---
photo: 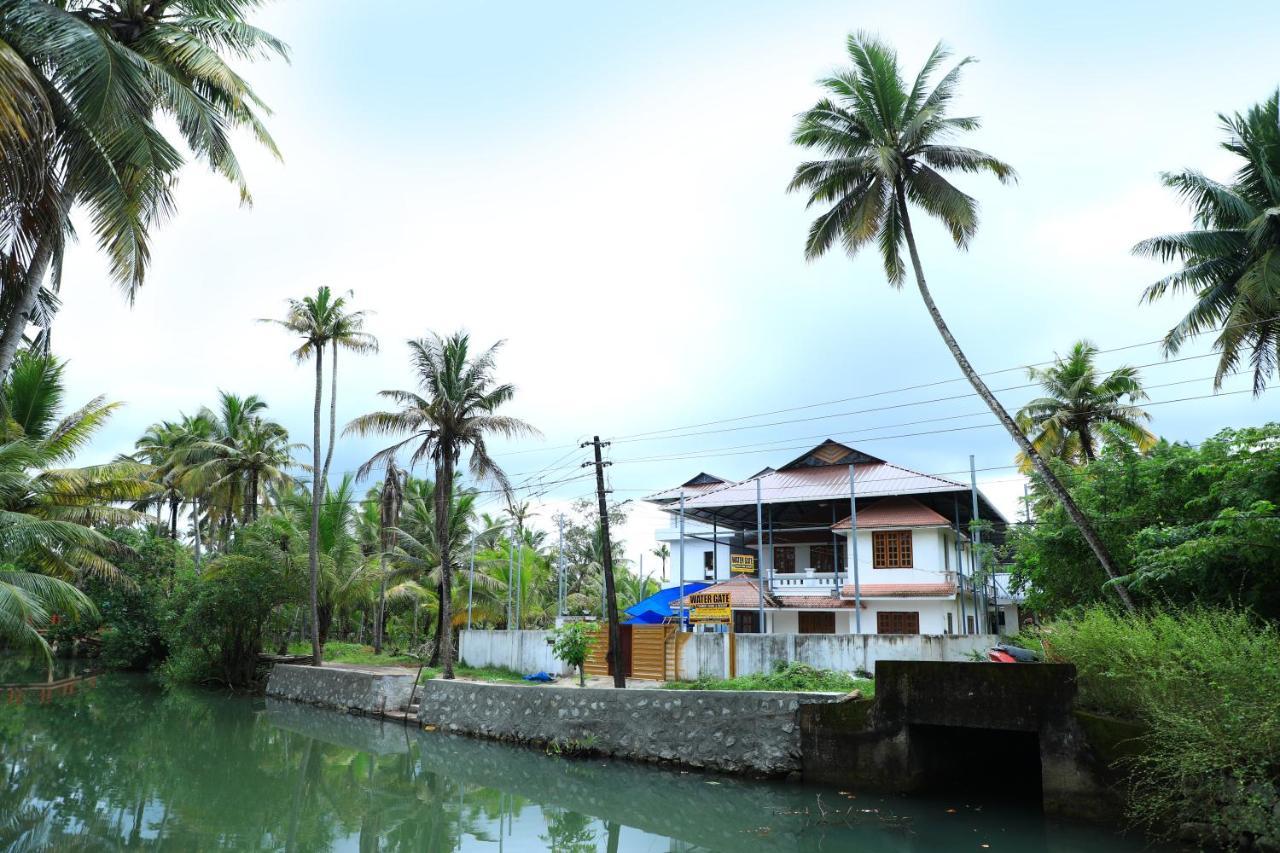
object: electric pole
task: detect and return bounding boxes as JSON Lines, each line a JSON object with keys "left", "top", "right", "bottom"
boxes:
{"left": 583, "top": 436, "right": 624, "bottom": 688}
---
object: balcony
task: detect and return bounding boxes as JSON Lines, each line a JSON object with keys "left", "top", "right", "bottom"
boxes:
{"left": 770, "top": 571, "right": 839, "bottom": 595}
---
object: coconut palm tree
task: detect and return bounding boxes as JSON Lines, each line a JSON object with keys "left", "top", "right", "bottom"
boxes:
{"left": 0, "top": 567, "right": 95, "bottom": 666}
{"left": 346, "top": 332, "right": 538, "bottom": 677}
{"left": 373, "top": 460, "right": 404, "bottom": 654}
{"left": 1015, "top": 341, "right": 1155, "bottom": 470}
{"left": 787, "top": 33, "right": 1135, "bottom": 611}
{"left": 1134, "top": 91, "right": 1280, "bottom": 395}
{"left": 0, "top": 0, "right": 288, "bottom": 379}
{"left": 263, "top": 287, "right": 376, "bottom": 665}
{"left": 650, "top": 544, "right": 670, "bottom": 581}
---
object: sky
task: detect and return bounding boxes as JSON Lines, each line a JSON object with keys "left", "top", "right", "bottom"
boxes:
{"left": 50, "top": 0, "right": 1280, "bottom": 578}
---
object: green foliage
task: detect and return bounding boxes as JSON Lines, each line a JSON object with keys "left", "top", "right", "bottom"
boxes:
{"left": 549, "top": 622, "right": 596, "bottom": 687}
{"left": 1134, "top": 90, "right": 1280, "bottom": 394}
{"left": 1030, "top": 607, "right": 1280, "bottom": 844}
{"left": 162, "top": 517, "right": 303, "bottom": 687}
{"left": 665, "top": 660, "right": 874, "bottom": 695}
{"left": 1010, "top": 424, "right": 1280, "bottom": 619}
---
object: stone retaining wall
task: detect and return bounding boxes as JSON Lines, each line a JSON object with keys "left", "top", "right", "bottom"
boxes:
{"left": 416, "top": 679, "right": 840, "bottom": 775}
{"left": 266, "top": 663, "right": 416, "bottom": 714}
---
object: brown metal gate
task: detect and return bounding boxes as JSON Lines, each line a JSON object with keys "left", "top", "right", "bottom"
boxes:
{"left": 583, "top": 624, "right": 610, "bottom": 677}
{"left": 630, "top": 625, "right": 670, "bottom": 681}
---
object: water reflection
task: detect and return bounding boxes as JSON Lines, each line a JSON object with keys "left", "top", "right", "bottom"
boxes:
{"left": 0, "top": 672, "right": 1161, "bottom": 851}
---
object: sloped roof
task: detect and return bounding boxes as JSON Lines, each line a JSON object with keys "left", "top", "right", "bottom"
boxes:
{"left": 671, "top": 576, "right": 777, "bottom": 610}
{"left": 777, "top": 596, "right": 860, "bottom": 609}
{"left": 644, "top": 472, "right": 734, "bottom": 504}
{"left": 840, "top": 582, "right": 957, "bottom": 598}
{"left": 680, "top": 459, "right": 966, "bottom": 510}
{"left": 832, "top": 497, "right": 950, "bottom": 530}
{"left": 778, "top": 439, "right": 884, "bottom": 470}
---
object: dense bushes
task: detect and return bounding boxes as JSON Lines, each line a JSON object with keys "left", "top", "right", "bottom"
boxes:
{"left": 1028, "top": 607, "right": 1279, "bottom": 846}
{"left": 1009, "top": 424, "right": 1280, "bottom": 618}
{"left": 665, "top": 661, "right": 872, "bottom": 694}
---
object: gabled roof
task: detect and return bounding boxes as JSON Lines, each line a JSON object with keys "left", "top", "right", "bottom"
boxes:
{"left": 644, "top": 472, "right": 734, "bottom": 504}
{"left": 672, "top": 576, "right": 777, "bottom": 610}
{"left": 832, "top": 497, "right": 950, "bottom": 530}
{"left": 778, "top": 439, "right": 884, "bottom": 471}
{"left": 679, "top": 459, "right": 966, "bottom": 510}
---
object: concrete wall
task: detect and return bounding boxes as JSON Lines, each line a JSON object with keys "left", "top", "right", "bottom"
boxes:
{"left": 265, "top": 663, "right": 416, "bottom": 714}
{"left": 735, "top": 632, "right": 993, "bottom": 677}
{"left": 416, "top": 679, "right": 838, "bottom": 775}
{"left": 458, "top": 629, "right": 570, "bottom": 676}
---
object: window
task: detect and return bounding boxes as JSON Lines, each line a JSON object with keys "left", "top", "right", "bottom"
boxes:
{"left": 877, "top": 611, "right": 920, "bottom": 635}
{"left": 811, "top": 544, "right": 845, "bottom": 572}
{"left": 734, "top": 610, "right": 761, "bottom": 634}
{"left": 799, "top": 611, "right": 836, "bottom": 634}
{"left": 773, "top": 546, "right": 796, "bottom": 574}
{"left": 703, "top": 550, "right": 715, "bottom": 580}
{"left": 967, "top": 615, "right": 975, "bottom": 634}
{"left": 872, "top": 530, "right": 913, "bottom": 568}
{"left": 946, "top": 612, "right": 954, "bottom": 635}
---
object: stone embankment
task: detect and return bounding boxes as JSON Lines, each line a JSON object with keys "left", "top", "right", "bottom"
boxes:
{"left": 266, "top": 663, "right": 416, "bottom": 714}
{"left": 417, "top": 679, "right": 840, "bottom": 776}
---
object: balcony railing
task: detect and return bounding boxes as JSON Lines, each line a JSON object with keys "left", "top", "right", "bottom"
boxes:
{"left": 770, "top": 571, "right": 839, "bottom": 594}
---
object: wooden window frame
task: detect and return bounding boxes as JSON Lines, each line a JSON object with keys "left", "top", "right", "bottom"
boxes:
{"left": 702, "top": 550, "right": 715, "bottom": 580}
{"left": 876, "top": 611, "right": 920, "bottom": 635}
{"left": 811, "top": 543, "right": 844, "bottom": 573}
{"left": 799, "top": 611, "right": 836, "bottom": 634}
{"left": 773, "top": 546, "right": 796, "bottom": 574}
{"left": 871, "top": 530, "right": 913, "bottom": 569}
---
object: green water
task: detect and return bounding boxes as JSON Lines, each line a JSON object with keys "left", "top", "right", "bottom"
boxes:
{"left": 0, "top": 667, "right": 1168, "bottom": 851}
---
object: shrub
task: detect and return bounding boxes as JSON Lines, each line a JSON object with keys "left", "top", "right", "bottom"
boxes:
{"left": 548, "top": 623, "right": 596, "bottom": 687}
{"left": 666, "top": 660, "right": 872, "bottom": 694}
{"left": 1032, "top": 607, "right": 1280, "bottom": 845}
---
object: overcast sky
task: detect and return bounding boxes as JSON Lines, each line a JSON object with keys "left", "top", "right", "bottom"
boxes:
{"left": 51, "top": 1, "right": 1279, "bottom": 576}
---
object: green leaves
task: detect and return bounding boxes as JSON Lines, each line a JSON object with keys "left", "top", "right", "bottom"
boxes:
{"left": 788, "top": 33, "right": 1013, "bottom": 276}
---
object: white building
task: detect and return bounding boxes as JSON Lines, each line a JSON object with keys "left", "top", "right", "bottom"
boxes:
{"left": 648, "top": 440, "right": 1023, "bottom": 637}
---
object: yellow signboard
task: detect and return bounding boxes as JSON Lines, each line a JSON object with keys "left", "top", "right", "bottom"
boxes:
{"left": 688, "top": 591, "right": 730, "bottom": 608}
{"left": 691, "top": 607, "right": 732, "bottom": 622}
{"left": 730, "top": 554, "right": 755, "bottom": 574}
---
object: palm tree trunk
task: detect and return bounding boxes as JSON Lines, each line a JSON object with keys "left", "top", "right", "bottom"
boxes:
{"left": 437, "top": 455, "right": 456, "bottom": 678}
{"left": 309, "top": 348, "right": 325, "bottom": 665}
{"left": 0, "top": 233, "right": 54, "bottom": 381}
{"left": 169, "top": 495, "right": 179, "bottom": 538}
{"left": 192, "top": 497, "right": 202, "bottom": 573}
{"left": 374, "top": 551, "right": 387, "bottom": 654}
{"left": 1078, "top": 423, "right": 1097, "bottom": 462}
{"left": 320, "top": 343, "right": 338, "bottom": 503}
{"left": 895, "top": 183, "right": 1136, "bottom": 613}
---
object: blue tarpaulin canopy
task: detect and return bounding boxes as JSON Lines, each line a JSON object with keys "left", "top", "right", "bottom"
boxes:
{"left": 623, "top": 582, "right": 711, "bottom": 625}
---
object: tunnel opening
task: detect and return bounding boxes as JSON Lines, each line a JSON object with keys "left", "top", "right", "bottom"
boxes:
{"left": 907, "top": 724, "right": 1043, "bottom": 807}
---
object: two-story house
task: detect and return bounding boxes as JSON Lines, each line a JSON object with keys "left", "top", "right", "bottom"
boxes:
{"left": 647, "top": 439, "right": 1021, "bottom": 636}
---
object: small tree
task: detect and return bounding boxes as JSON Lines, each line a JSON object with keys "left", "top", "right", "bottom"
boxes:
{"left": 549, "top": 622, "right": 597, "bottom": 687}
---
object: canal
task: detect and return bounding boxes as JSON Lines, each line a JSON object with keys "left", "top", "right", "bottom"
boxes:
{"left": 0, "top": 666, "right": 1167, "bottom": 851}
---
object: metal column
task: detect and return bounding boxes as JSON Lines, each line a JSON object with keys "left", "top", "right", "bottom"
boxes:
{"left": 755, "top": 478, "right": 765, "bottom": 633}
{"left": 848, "top": 464, "right": 862, "bottom": 633}
{"left": 678, "top": 492, "right": 687, "bottom": 631}
{"left": 969, "top": 455, "right": 986, "bottom": 634}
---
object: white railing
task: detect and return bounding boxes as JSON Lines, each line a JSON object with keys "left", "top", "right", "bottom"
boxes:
{"left": 770, "top": 571, "right": 839, "bottom": 594}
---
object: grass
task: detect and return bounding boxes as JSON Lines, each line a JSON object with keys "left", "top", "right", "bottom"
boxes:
{"left": 663, "top": 661, "right": 874, "bottom": 695}
{"left": 1024, "top": 607, "right": 1280, "bottom": 845}
{"left": 285, "top": 642, "right": 531, "bottom": 685}
{"left": 287, "top": 641, "right": 419, "bottom": 667}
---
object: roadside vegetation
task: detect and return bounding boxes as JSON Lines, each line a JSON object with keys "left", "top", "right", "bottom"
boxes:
{"left": 1019, "top": 607, "right": 1279, "bottom": 847}
{"left": 665, "top": 661, "right": 873, "bottom": 695}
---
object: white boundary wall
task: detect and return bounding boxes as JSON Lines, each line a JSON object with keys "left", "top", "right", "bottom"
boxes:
{"left": 735, "top": 633, "right": 995, "bottom": 678}
{"left": 459, "top": 629, "right": 995, "bottom": 681}
{"left": 458, "top": 630, "right": 572, "bottom": 676}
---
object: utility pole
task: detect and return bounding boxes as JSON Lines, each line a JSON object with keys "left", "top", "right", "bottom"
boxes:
{"left": 969, "top": 455, "right": 987, "bottom": 634}
{"left": 557, "top": 514, "right": 566, "bottom": 623}
{"left": 583, "top": 436, "right": 624, "bottom": 688}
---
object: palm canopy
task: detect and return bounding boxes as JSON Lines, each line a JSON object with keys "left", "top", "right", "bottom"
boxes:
{"left": 259, "top": 286, "right": 377, "bottom": 363}
{"left": 1015, "top": 341, "right": 1155, "bottom": 471}
{"left": 1134, "top": 91, "right": 1280, "bottom": 394}
{"left": 345, "top": 332, "right": 539, "bottom": 492}
{"left": 0, "top": 0, "right": 287, "bottom": 376}
{"left": 787, "top": 32, "right": 1015, "bottom": 282}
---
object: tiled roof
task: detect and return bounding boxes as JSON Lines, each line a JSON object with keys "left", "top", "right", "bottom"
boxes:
{"left": 840, "top": 582, "right": 957, "bottom": 598}
{"left": 671, "top": 576, "right": 777, "bottom": 610}
{"left": 778, "top": 596, "right": 860, "bottom": 609}
{"left": 679, "top": 460, "right": 967, "bottom": 510}
{"left": 832, "top": 497, "right": 950, "bottom": 530}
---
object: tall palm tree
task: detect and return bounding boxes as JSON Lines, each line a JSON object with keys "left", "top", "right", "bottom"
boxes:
{"left": 1134, "top": 91, "right": 1280, "bottom": 395}
{"left": 346, "top": 332, "right": 538, "bottom": 677}
{"left": 787, "top": 33, "right": 1135, "bottom": 611}
{"left": 1015, "top": 341, "right": 1155, "bottom": 470}
{"left": 650, "top": 544, "right": 670, "bottom": 581}
{"left": 263, "top": 287, "right": 376, "bottom": 665}
{"left": 373, "top": 460, "right": 404, "bottom": 654}
{"left": 0, "top": 0, "right": 287, "bottom": 379}
{"left": 0, "top": 567, "right": 94, "bottom": 666}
